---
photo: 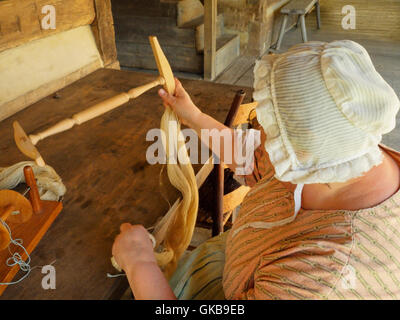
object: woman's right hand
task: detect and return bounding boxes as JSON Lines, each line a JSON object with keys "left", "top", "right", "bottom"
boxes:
{"left": 158, "top": 78, "right": 202, "bottom": 127}
{"left": 112, "top": 223, "right": 156, "bottom": 273}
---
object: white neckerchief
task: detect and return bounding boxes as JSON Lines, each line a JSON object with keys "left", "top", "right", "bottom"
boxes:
{"left": 232, "top": 183, "right": 304, "bottom": 237}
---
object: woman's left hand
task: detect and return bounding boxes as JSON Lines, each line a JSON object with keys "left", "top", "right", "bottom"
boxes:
{"left": 112, "top": 223, "right": 156, "bottom": 273}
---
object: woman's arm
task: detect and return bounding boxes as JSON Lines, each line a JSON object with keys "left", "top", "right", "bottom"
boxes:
{"left": 158, "top": 78, "right": 239, "bottom": 172}
{"left": 125, "top": 261, "right": 176, "bottom": 300}
{"left": 112, "top": 223, "right": 176, "bottom": 300}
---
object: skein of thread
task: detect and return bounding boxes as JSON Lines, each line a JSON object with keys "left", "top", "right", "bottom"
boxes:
{"left": 152, "top": 106, "right": 199, "bottom": 278}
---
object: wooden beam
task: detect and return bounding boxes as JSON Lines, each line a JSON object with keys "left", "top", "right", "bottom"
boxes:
{"left": 91, "top": 0, "right": 118, "bottom": 68}
{"left": 0, "top": 0, "right": 95, "bottom": 53}
{"left": 203, "top": 0, "right": 217, "bottom": 80}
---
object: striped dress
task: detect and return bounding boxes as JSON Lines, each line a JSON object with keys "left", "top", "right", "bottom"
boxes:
{"left": 170, "top": 127, "right": 400, "bottom": 300}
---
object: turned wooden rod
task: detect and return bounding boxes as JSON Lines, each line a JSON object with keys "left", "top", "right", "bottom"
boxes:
{"left": 212, "top": 90, "right": 246, "bottom": 236}
{"left": 29, "top": 76, "right": 165, "bottom": 145}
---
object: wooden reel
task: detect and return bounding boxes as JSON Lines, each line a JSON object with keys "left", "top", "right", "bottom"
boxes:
{"left": 0, "top": 190, "right": 33, "bottom": 250}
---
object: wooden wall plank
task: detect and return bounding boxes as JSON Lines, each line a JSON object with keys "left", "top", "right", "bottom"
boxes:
{"left": 0, "top": 0, "right": 96, "bottom": 53}
{"left": 0, "top": 25, "right": 103, "bottom": 122}
{"left": 116, "top": 41, "right": 203, "bottom": 73}
{"left": 113, "top": 15, "right": 196, "bottom": 48}
{"left": 111, "top": 0, "right": 177, "bottom": 18}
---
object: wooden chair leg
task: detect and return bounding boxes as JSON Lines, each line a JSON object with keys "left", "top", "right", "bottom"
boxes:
{"left": 212, "top": 90, "right": 246, "bottom": 237}
{"left": 299, "top": 14, "right": 308, "bottom": 42}
{"left": 316, "top": 0, "right": 321, "bottom": 29}
{"left": 213, "top": 163, "right": 224, "bottom": 237}
{"left": 276, "top": 14, "right": 288, "bottom": 50}
{"left": 296, "top": 14, "right": 301, "bottom": 28}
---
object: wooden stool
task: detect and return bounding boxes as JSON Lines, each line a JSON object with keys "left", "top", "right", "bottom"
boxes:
{"left": 276, "top": 0, "right": 321, "bottom": 50}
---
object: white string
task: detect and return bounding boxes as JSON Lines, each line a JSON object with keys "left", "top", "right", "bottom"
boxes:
{"left": 0, "top": 219, "right": 57, "bottom": 286}
{"left": 0, "top": 218, "right": 31, "bottom": 285}
{"left": 106, "top": 273, "right": 126, "bottom": 278}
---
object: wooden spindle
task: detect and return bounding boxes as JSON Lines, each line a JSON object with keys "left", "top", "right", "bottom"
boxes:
{"left": 23, "top": 166, "right": 42, "bottom": 214}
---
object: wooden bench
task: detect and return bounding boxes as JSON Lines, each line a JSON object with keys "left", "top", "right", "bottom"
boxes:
{"left": 276, "top": 0, "right": 321, "bottom": 50}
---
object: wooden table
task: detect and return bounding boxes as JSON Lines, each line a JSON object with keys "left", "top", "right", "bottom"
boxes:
{"left": 0, "top": 68, "right": 251, "bottom": 299}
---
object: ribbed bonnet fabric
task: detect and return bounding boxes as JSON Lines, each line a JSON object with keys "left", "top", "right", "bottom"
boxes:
{"left": 253, "top": 40, "right": 400, "bottom": 184}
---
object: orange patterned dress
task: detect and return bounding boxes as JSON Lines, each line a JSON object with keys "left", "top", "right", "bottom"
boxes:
{"left": 171, "top": 125, "right": 400, "bottom": 300}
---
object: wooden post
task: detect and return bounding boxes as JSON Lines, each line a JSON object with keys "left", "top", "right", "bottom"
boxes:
{"left": 212, "top": 90, "right": 246, "bottom": 236}
{"left": 91, "top": 0, "right": 119, "bottom": 69}
{"left": 204, "top": 0, "right": 217, "bottom": 81}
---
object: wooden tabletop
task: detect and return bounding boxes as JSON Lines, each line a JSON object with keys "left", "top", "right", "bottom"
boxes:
{"left": 0, "top": 68, "right": 251, "bottom": 299}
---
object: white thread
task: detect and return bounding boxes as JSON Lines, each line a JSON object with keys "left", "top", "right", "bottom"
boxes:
{"left": 0, "top": 219, "right": 57, "bottom": 286}
{"left": 106, "top": 273, "right": 126, "bottom": 278}
{"left": 0, "top": 219, "right": 31, "bottom": 285}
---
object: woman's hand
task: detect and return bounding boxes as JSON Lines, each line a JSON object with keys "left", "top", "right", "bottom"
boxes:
{"left": 112, "top": 223, "right": 177, "bottom": 300}
{"left": 112, "top": 223, "right": 156, "bottom": 273}
{"left": 158, "top": 78, "right": 202, "bottom": 127}
{"left": 158, "top": 77, "right": 239, "bottom": 173}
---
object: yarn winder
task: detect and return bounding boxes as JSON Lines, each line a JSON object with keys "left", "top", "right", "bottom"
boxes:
{"left": 0, "top": 166, "right": 62, "bottom": 295}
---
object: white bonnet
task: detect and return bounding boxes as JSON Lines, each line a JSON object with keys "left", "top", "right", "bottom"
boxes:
{"left": 253, "top": 40, "right": 400, "bottom": 184}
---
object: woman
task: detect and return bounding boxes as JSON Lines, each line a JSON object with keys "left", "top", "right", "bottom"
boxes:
{"left": 112, "top": 40, "right": 400, "bottom": 299}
